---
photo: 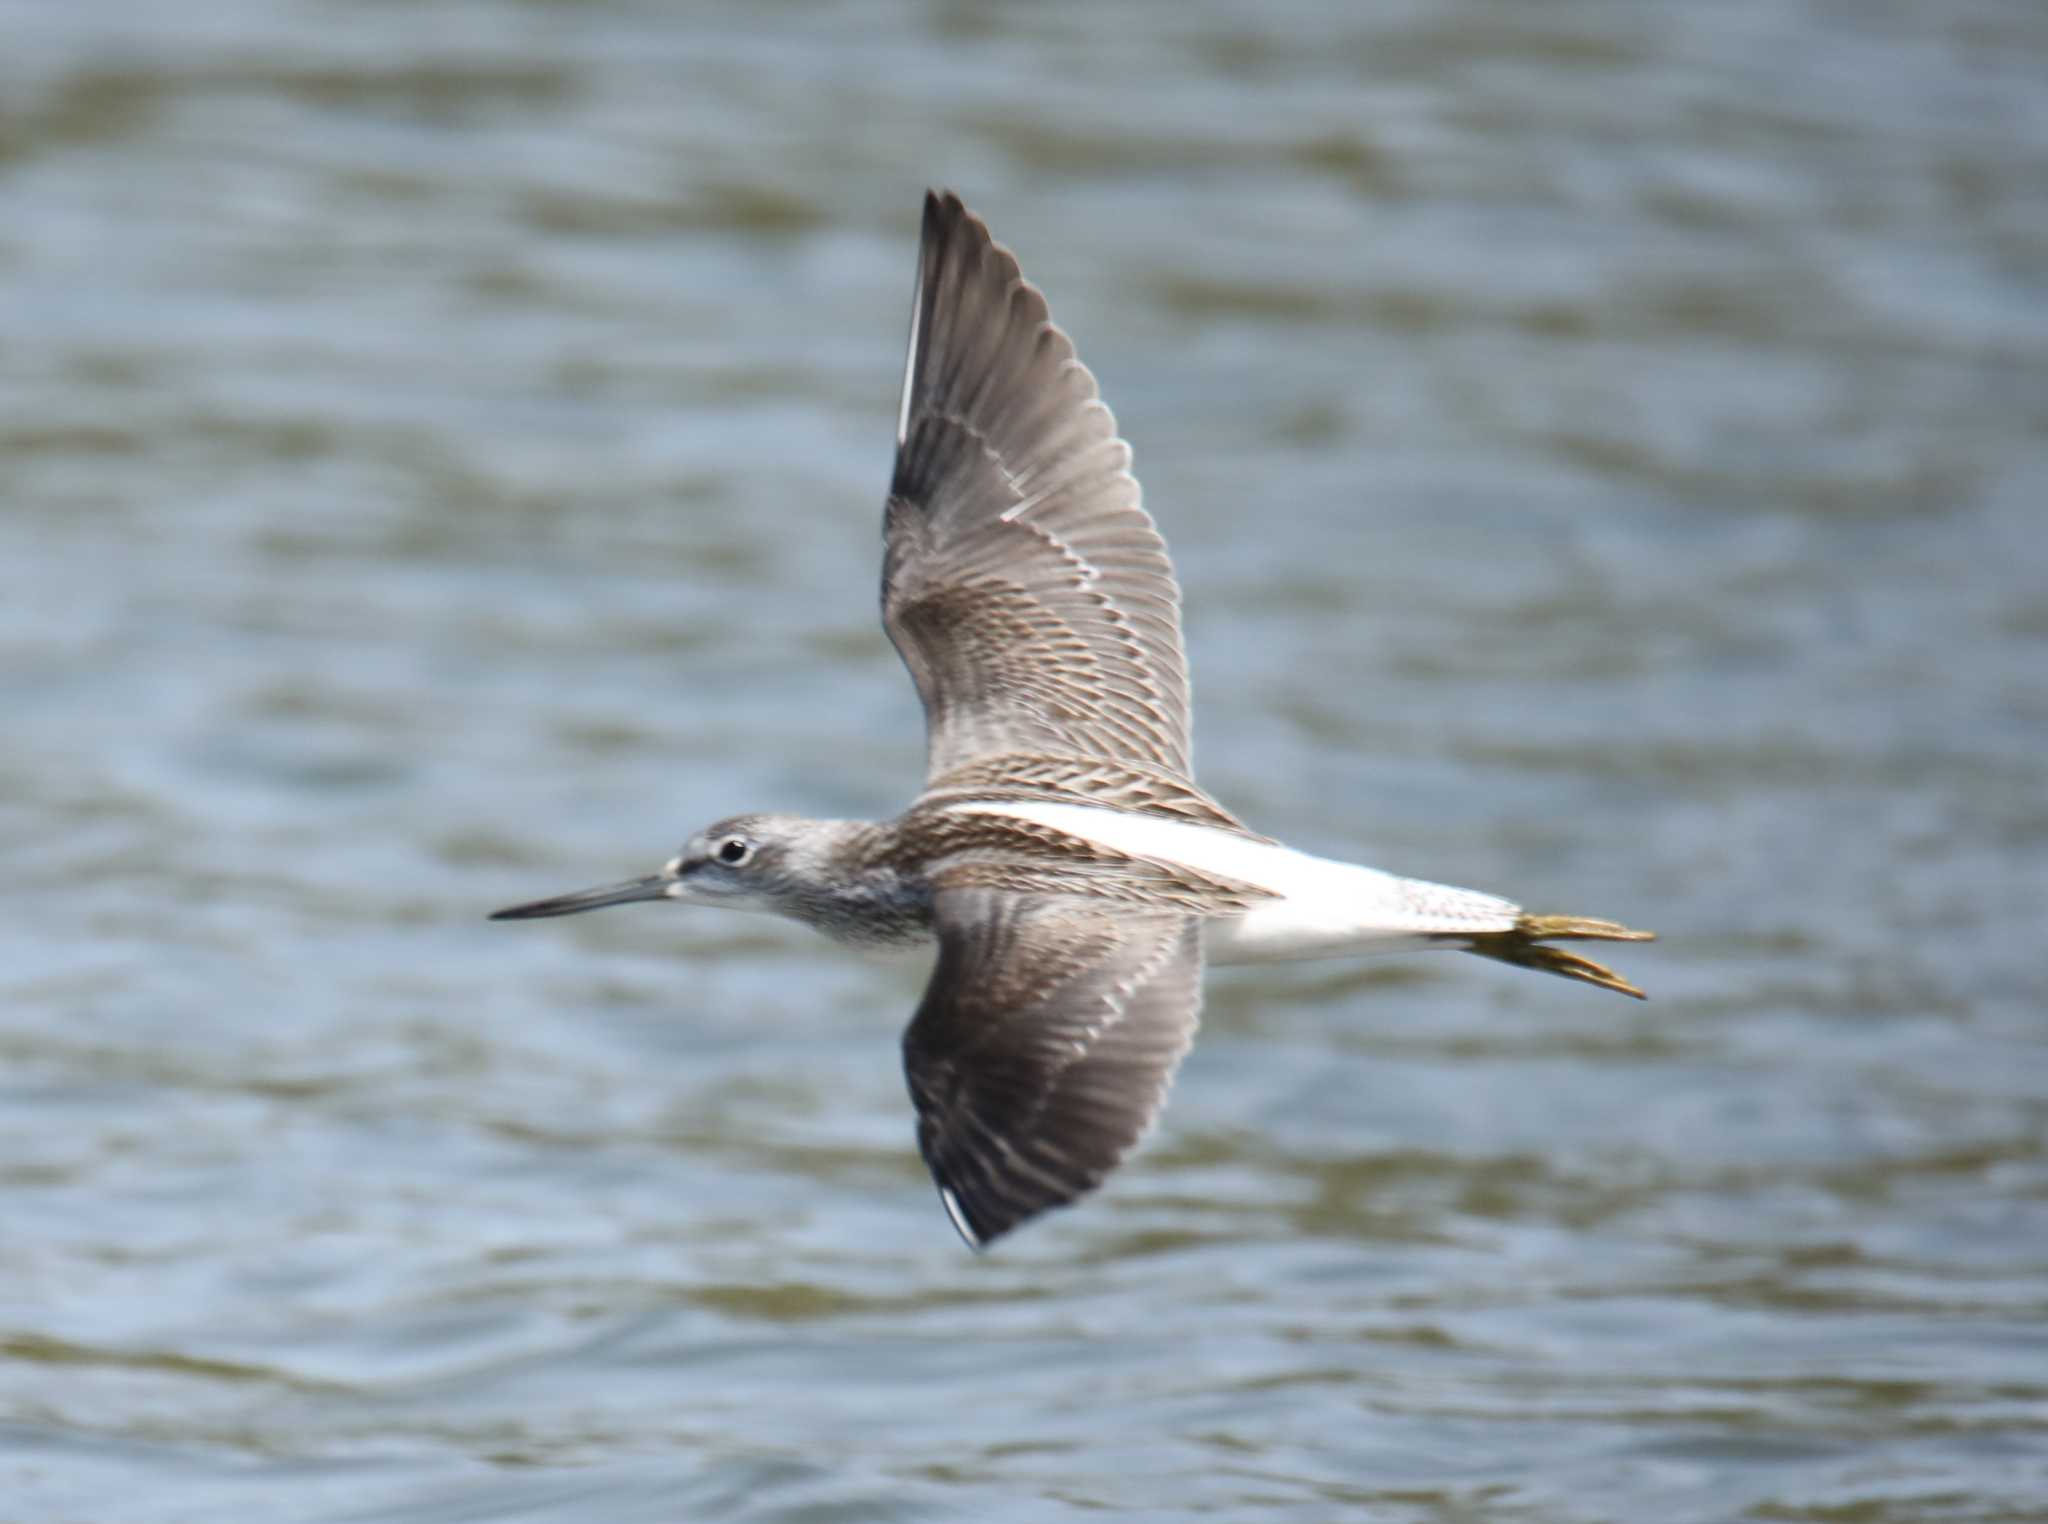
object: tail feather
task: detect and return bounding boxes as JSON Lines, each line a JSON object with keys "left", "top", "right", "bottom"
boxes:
{"left": 1459, "top": 914, "right": 1656, "bottom": 1000}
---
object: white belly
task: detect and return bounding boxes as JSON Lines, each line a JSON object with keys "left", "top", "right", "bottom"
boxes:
{"left": 950, "top": 801, "right": 1520, "bottom": 965}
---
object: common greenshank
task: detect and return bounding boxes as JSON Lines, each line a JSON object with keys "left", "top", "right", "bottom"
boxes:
{"left": 492, "top": 191, "right": 1654, "bottom": 1249}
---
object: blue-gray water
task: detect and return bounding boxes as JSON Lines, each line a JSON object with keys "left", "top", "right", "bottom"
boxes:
{"left": 5, "top": 3, "right": 2046, "bottom": 1520}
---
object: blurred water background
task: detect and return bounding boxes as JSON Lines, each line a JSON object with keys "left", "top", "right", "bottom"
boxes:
{"left": 4, "top": 2, "right": 2046, "bottom": 1520}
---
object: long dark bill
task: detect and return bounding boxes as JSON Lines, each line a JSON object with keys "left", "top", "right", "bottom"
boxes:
{"left": 489, "top": 875, "right": 668, "bottom": 921}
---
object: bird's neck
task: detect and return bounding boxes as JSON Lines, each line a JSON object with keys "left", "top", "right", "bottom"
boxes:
{"left": 783, "top": 817, "right": 935, "bottom": 947}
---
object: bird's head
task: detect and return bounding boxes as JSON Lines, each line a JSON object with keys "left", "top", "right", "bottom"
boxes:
{"left": 488, "top": 814, "right": 856, "bottom": 924}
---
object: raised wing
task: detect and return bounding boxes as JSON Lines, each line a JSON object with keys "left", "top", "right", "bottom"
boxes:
{"left": 901, "top": 887, "right": 1203, "bottom": 1248}
{"left": 883, "top": 191, "right": 1193, "bottom": 781}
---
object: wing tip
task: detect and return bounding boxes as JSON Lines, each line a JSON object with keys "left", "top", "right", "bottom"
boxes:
{"left": 923, "top": 186, "right": 970, "bottom": 238}
{"left": 937, "top": 1183, "right": 991, "bottom": 1253}
{"left": 915, "top": 188, "right": 1024, "bottom": 315}
{"left": 898, "top": 189, "right": 1132, "bottom": 492}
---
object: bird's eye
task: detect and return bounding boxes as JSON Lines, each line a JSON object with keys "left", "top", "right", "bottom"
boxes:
{"left": 717, "top": 837, "right": 751, "bottom": 866}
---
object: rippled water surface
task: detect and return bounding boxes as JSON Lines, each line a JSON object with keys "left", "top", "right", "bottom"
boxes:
{"left": 5, "top": 2, "right": 2046, "bottom": 1519}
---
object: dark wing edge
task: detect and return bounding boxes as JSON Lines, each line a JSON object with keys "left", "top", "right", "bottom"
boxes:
{"left": 883, "top": 190, "right": 1195, "bottom": 780}
{"left": 902, "top": 888, "right": 1204, "bottom": 1249}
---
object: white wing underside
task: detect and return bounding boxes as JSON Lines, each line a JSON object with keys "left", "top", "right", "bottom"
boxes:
{"left": 949, "top": 801, "right": 1521, "bottom": 965}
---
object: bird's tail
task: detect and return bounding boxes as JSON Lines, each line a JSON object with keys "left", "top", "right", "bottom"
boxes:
{"left": 1459, "top": 914, "right": 1657, "bottom": 1000}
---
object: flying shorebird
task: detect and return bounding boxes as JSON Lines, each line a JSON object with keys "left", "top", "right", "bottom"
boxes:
{"left": 491, "top": 190, "right": 1654, "bottom": 1250}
